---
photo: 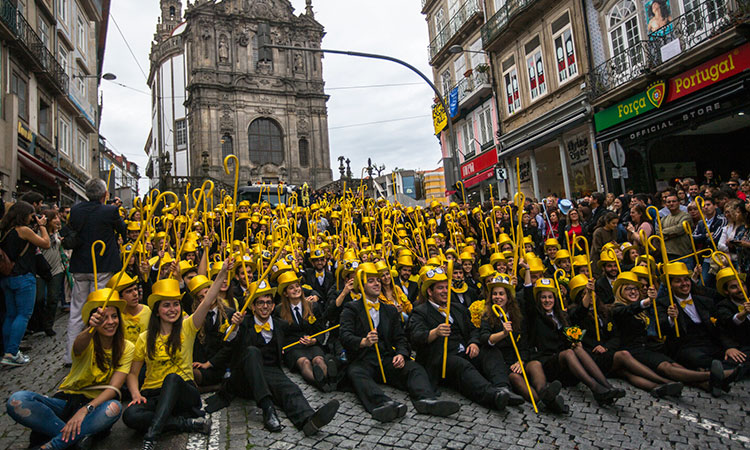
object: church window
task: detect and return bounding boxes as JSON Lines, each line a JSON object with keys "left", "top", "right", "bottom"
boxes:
{"left": 299, "top": 138, "right": 309, "bottom": 167}
{"left": 248, "top": 118, "right": 283, "bottom": 165}
{"left": 221, "top": 134, "right": 233, "bottom": 160}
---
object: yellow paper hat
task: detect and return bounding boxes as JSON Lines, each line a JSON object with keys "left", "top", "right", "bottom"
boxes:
{"left": 179, "top": 260, "right": 197, "bottom": 276}
{"left": 532, "top": 278, "right": 557, "bottom": 298}
{"left": 613, "top": 271, "right": 641, "bottom": 294}
{"left": 187, "top": 275, "right": 212, "bottom": 296}
{"left": 544, "top": 238, "right": 561, "bottom": 249}
{"left": 477, "top": 264, "right": 496, "bottom": 282}
{"left": 82, "top": 289, "right": 125, "bottom": 323}
{"left": 716, "top": 267, "right": 746, "bottom": 296}
{"left": 248, "top": 279, "right": 277, "bottom": 304}
{"left": 148, "top": 278, "right": 182, "bottom": 310}
{"left": 568, "top": 274, "right": 589, "bottom": 301}
{"left": 277, "top": 270, "right": 302, "bottom": 294}
{"left": 420, "top": 267, "right": 448, "bottom": 296}
{"left": 106, "top": 271, "right": 138, "bottom": 292}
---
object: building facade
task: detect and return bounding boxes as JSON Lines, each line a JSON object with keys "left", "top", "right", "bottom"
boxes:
{"left": 0, "top": 0, "right": 107, "bottom": 204}
{"left": 99, "top": 137, "right": 139, "bottom": 207}
{"left": 146, "top": 0, "right": 333, "bottom": 193}
{"left": 421, "top": 166, "right": 448, "bottom": 204}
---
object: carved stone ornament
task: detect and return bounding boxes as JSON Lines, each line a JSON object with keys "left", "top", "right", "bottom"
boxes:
{"left": 257, "top": 61, "right": 273, "bottom": 75}
{"left": 257, "top": 107, "right": 273, "bottom": 115}
{"left": 237, "top": 31, "right": 249, "bottom": 47}
{"left": 297, "top": 116, "right": 308, "bottom": 133}
{"left": 218, "top": 34, "right": 229, "bottom": 63}
{"left": 220, "top": 107, "right": 233, "bottom": 132}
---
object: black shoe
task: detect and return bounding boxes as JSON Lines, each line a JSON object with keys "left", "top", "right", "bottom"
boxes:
{"left": 722, "top": 363, "right": 746, "bottom": 392}
{"left": 593, "top": 389, "right": 618, "bottom": 406}
{"left": 709, "top": 359, "right": 724, "bottom": 398}
{"left": 413, "top": 398, "right": 460, "bottom": 417}
{"left": 371, "top": 401, "right": 401, "bottom": 423}
{"left": 652, "top": 382, "right": 683, "bottom": 399}
{"left": 302, "top": 399, "right": 340, "bottom": 436}
{"left": 545, "top": 394, "right": 569, "bottom": 414}
{"left": 44, "top": 329, "right": 57, "bottom": 337}
{"left": 312, "top": 365, "right": 326, "bottom": 390}
{"left": 262, "top": 406, "right": 283, "bottom": 432}
{"left": 651, "top": 384, "right": 670, "bottom": 399}
{"left": 325, "top": 355, "right": 338, "bottom": 380}
{"left": 538, "top": 380, "right": 562, "bottom": 407}
{"left": 612, "top": 387, "right": 626, "bottom": 399}
{"left": 141, "top": 438, "right": 156, "bottom": 450}
{"left": 492, "top": 389, "right": 509, "bottom": 411}
{"left": 394, "top": 402, "right": 407, "bottom": 419}
{"left": 498, "top": 387, "right": 525, "bottom": 406}
{"left": 74, "top": 435, "right": 94, "bottom": 450}
{"left": 186, "top": 417, "right": 212, "bottom": 435}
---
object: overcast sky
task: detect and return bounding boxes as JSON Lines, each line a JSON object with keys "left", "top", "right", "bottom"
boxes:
{"left": 99, "top": 0, "right": 439, "bottom": 193}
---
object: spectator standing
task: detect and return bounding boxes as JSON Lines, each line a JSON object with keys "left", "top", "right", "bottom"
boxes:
{"left": 583, "top": 192, "right": 607, "bottom": 239}
{"left": 0, "top": 201, "right": 50, "bottom": 366}
{"left": 660, "top": 194, "right": 692, "bottom": 269}
{"left": 626, "top": 204, "right": 653, "bottom": 254}
{"left": 65, "top": 179, "right": 126, "bottom": 364}
{"left": 34, "top": 209, "right": 65, "bottom": 336}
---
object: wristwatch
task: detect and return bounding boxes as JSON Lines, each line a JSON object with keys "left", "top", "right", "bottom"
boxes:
{"left": 85, "top": 404, "right": 95, "bottom": 414}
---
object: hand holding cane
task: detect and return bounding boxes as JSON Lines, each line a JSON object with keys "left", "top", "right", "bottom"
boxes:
{"left": 492, "top": 304, "right": 537, "bottom": 413}
{"left": 646, "top": 206, "right": 679, "bottom": 338}
{"left": 282, "top": 325, "right": 341, "bottom": 351}
{"left": 573, "top": 235, "right": 600, "bottom": 341}
{"left": 442, "top": 259, "right": 454, "bottom": 379}
{"left": 712, "top": 251, "right": 750, "bottom": 304}
{"left": 640, "top": 230, "right": 662, "bottom": 340}
{"left": 357, "top": 268, "right": 387, "bottom": 383}
{"left": 683, "top": 221, "right": 705, "bottom": 286}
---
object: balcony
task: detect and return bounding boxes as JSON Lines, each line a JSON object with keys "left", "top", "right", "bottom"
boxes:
{"left": 590, "top": 0, "right": 749, "bottom": 98}
{"left": 481, "top": 0, "right": 539, "bottom": 50}
{"left": 0, "top": 0, "right": 68, "bottom": 96}
{"left": 457, "top": 67, "right": 492, "bottom": 109}
{"left": 428, "top": 0, "right": 483, "bottom": 63}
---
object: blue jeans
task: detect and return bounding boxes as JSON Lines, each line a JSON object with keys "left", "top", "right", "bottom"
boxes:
{"left": 1, "top": 273, "right": 37, "bottom": 355}
{"left": 6, "top": 390, "right": 121, "bottom": 449}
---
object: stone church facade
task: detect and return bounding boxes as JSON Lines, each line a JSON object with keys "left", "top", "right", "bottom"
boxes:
{"left": 147, "top": 0, "right": 333, "bottom": 190}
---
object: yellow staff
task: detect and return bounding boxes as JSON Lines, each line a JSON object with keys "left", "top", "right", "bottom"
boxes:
{"left": 512, "top": 192, "right": 526, "bottom": 279}
{"left": 492, "top": 304, "right": 537, "bottom": 413}
{"left": 682, "top": 221, "right": 704, "bottom": 286}
{"left": 694, "top": 196, "right": 718, "bottom": 252}
{"left": 456, "top": 181, "right": 465, "bottom": 205}
{"left": 282, "top": 325, "right": 342, "bottom": 351}
{"left": 485, "top": 216, "right": 498, "bottom": 251}
{"left": 105, "top": 163, "right": 115, "bottom": 196}
{"left": 442, "top": 259, "right": 454, "bottom": 379}
{"left": 224, "top": 155, "right": 240, "bottom": 247}
{"left": 573, "top": 235, "right": 600, "bottom": 341}
{"left": 225, "top": 232, "right": 291, "bottom": 340}
{"left": 712, "top": 251, "right": 749, "bottom": 303}
{"left": 605, "top": 248, "right": 622, "bottom": 274}
{"left": 515, "top": 157, "right": 522, "bottom": 199}
{"left": 91, "top": 240, "right": 106, "bottom": 290}
{"left": 553, "top": 268, "right": 567, "bottom": 311}
{"left": 489, "top": 184, "right": 494, "bottom": 207}
{"left": 503, "top": 204, "right": 515, "bottom": 243}
{"left": 565, "top": 230, "right": 575, "bottom": 272}
{"left": 176, "top": 181, "right": 214, "bottom": 262}
{"left": 640, "top": 229, "right": 662, "bottom": 340}
{"left": 356, "top": 268, "right": 387, "bottom": 383}
{"left": 646, "top": 205, "right": 679, "bottom": 338}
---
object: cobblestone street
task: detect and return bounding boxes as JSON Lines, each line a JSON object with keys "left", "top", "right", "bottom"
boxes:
{"left": 1, "top": 315, "right": 749, "bottom": 449}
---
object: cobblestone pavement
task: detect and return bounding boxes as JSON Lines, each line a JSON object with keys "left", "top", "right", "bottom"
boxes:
{"left": 2, "top": 315, "right": 750, "bottom": 449}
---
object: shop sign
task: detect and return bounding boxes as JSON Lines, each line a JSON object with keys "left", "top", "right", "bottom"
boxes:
{"left": 17, "top": 122, "right": 32, "bottom": 142}
{"left": 627, "top": 100, "right": 722, "bottom": 141}
{"left": 432, "top": 101, "right": 447, "bottom": 135}
{"left": 594, "top": 81, "right": 665, "bottom": 132}
{"left": 519, "top": 160, "right": 531, "bottom": 183}
{"left": 461, "top": 149, "right": 498, "bottom": 180}
{"left": 565, "top": 134, "right": 590, "bottom": 167}
{"left": 449, "top": 88, "right": 459, "bottom": 118}
{"left": 669, "top": 43, "right": 750, "bottom": 102}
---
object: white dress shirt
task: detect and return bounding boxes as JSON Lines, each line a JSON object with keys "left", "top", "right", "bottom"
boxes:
{"left": 255, "top": 316, "right": 275, "bottom": 344}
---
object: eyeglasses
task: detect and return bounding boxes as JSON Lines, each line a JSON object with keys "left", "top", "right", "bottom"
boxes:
{"left": 623, "top": 286, "right": 639, "bottom": 293}
{"left": 255, "top": 300, "right": 274, "bottom": 306}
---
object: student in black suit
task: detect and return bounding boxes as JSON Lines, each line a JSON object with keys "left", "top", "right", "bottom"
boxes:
{"left": 714, "top": 268, "right": 750, "bottom": 369}
{"left": 223, "top": 280, "right": 339, "bottom": 436}
{"left": 340, "top": 263, "right": 459, "bottom": 422}
{"left": 594, "top": 251, "right": 618, "bottom": 305}
{"left": 392, "top": 255, "right": 418, "bottom": 303}
{"left": 303, "top": 249, "right": 335, "bottom": 307}
{"left": 450, "top": 265, "right": 479, "bottom": 308}
{"left": 407, "top": 268, "right": 520, "bottom": 412}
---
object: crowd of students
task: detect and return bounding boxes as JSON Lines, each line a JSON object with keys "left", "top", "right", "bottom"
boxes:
{"left": 2, "top": 170, "right": 749, "bottom": 450}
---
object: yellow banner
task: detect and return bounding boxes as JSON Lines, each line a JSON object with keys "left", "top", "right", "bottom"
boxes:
{"left": 432, "top": 102, "right": 447, "bottom": 135}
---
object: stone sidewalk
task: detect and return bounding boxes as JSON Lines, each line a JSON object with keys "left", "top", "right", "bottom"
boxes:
{"left": 1, "top": 314, "right": 750, "bottom": 449}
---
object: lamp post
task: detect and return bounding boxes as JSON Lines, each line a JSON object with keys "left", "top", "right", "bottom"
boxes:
{"left": 262, "top": 44, "right": 459, "bottom": 199}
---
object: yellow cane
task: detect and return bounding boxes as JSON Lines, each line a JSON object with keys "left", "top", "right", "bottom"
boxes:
{"left": 442, "top": 259, "right": 454, "bottom": 379}
{"left": 553, "top": 268, "right": 567, "bottom": 311}
{"left": 694, "top": 196, "right": 718, "bottom": 252}
{"left": 489, "top": 184, "right": 494, "bottom": 207}
{"left": 223, "top": 155, "right": 240, "bottom": 248}
{"left": 357, "top": 268, "right": 387, "bottom": 383}
{"left": 682, "top": 221, "right": 705, "bottom": 286}
{"left": 640, "top": 230, "right": 662, "bottom": 340}
{"left": 90, "top": 240, "right": 105, "bottom": 291}
{"left": 457, "top": 181, "right": 466, "bottom": 205}
{"left": 282, "top": 324, "right": 342, "bottom": 351}
{"left": 573, "top": 235, "right": 600, "bottom": 341}
{"left": 606, "top": 248, "right": 622, "bottom": 274}
{"left": 105, "top": 163, "right": 114, "bottom": 196}
{"left": 646, "top": 206, "right": 679, "bottom": 337}
{"left": 711, "top": 251, "right": 750, "bottom": 303}
{"left": 492, "top": 304, "right": 537, "bottom": 413}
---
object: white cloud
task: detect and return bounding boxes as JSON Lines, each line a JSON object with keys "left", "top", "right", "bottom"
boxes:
{"left": 100, "top": 0, "right": 439, "bottom": 195}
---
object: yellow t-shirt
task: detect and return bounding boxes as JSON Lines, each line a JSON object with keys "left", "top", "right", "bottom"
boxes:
{"left": 122, "top": 305, "right": 152, "bottom": 344}
{"left": 59, "top": 339, "right": 135, "bottom": 399}
{"left": 134, "top": 315, "right": 199, "bottom": 390}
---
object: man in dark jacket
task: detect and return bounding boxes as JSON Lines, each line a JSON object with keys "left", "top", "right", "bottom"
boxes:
{"left": 583, "top": 192, "right": 606, "bottom": 239}
{"left": 303, "top": 249, "right": 335, "bottom": 307}
{"left": 65, "top": 178, "right": 126, "bottom": 363}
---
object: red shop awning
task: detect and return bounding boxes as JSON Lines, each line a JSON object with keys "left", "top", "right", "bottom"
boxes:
{"left": 18, "top": 149, "right": 68, "bottom": 188}
{"left": 463, "top": 168, "right": 494, "bottom": 188}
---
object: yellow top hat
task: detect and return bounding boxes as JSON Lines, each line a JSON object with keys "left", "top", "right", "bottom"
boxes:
{"left": 187, "top": 275, "right": 212, "bottom": 296}
{"left": 502, "top": 250, "right": 513, "bottom": 259}
{"left": 522, "top": 236, "right": 534, "bottom": 246}
{"left": 147, "top": 279, "right": 182, "bottom": 310}
{"left": 568, "top": 274, "right": 589, "bottom": 301}
{"left": 426, "top": 257, "right": 443, "bottom": 267}
{"left": 716, "top": 267, "right": 746, "bottom": 296}
{"left": 477, "top": 264, "right": 496, "bottom": 282}
{"left": 270, "top": 260, "right": 293, "bottom": 282}
{"left": 620, "top": 241, "right": 634, "bottom": 254}
{"left": 445, "top": 248, "right": 458, "bottom": 258}
{"left": 572, "top": 255, "right": 589, "bottom": 268}
{"left": 338, "top": 260, "right": 360, "bottom": 278}
{"left": 310, "top": 248, "right": 326, "bottom": 260}
{"left": 430, "top": 200, "right": 441, "bottom": 210}
{"left": 459, "top": 252, "right": 474, "bottom": 262}
{"left": 527, "top": 256, "right": 545, "bottom": 273}
{"left": 82, "top": 289, "right": 125, "bottom": 323}
{"left": 127, "top": 221, "right": 140, "bottom": 232}
{"left": 341, "top": 249, "right": 358, "bottom": 261}
{"left": 486, "top": 273, "right": 514, "bottom": 294}
{"left": 598, "top": 250, "right": 618, "bottom": 267}
{"left": 532, "top": 278, "right": 557, "bottom": 298}
{"left": 631, "top": 265, "right": 652, "bottom": 281}
{"left": 277, "top": 270, "right": 302, "bottom": 294}
{"left": 239, "top": 200, "right": 250, "bottom": 208}
{"left": 149, "top": 252, "right": 174, "bottom": 268}
{"left": 396, "top": 255, "right": 414, "bottom": 268}
{"left": 635, "top": 255, "right": 656, "bottom": 268}
{"left": 180, "top": 241, "right": 198, "bottom": 255}
{"left": 374, "top": 260, "right": 390, "bottom": 274}
{"left": 544, "top": 238, "right": 561, "bottom": 249}
{"left": 489, "top": 252, "right": 506, "bottom": 266}
{"left": 498, "top": 234, "right": 514, "bottom": 248}
{"left": 357, "top": 262, "right": 380, "bottom": 278}
{"left": 106, "top": 271, "right": 138, "bottom": 292}
{"left": 420, "top": 267, "right": 448, "bottom": 296}
{"left": 426, "top": 238, "right": 437, "bottom": 247}
{"left": 660, "top": 262, "right": 690, "bottom": 281}
{"left": 209, "top": 261, "right": 224, "bottom": 279}
{"left": 248, "top": 279, "right": 276, "bottom": 304}
{"left": 178, "top": 260, "right": 197, "bottom": 276}
{"left": 613, "top": 271, "right": 641, "bottom": 294}
{"left": 554, "top": 249, "right": 571, "bottom": 262}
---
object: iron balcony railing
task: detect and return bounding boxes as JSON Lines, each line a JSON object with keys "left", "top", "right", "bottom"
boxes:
{"left": 591, "top": 0, "right": 747, "bottom": 97}
{"left": 428, "top": 0, "right": 482, "bottom": 61}
{"left": 1, "top": 0, "right": 68, "bottom": 95}
{"left": 456, "top": 68, "right": 491, "bottom": 104}
{"left": 481, "top": 0, "right": 537, "bottom": 49}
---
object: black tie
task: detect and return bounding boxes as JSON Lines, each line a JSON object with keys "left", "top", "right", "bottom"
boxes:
{"left": 294, "top": 306, "right": 303, "bottom": 325}
{"left": 207, "top": 311, "right": 215, "bottom": 327}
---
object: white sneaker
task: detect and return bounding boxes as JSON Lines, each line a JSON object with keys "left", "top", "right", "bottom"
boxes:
{"left": 17, "top": 351, "right": 30, "bottom": 363}
{"left": 1, "top": 352, "right": 30, "bottom": 366}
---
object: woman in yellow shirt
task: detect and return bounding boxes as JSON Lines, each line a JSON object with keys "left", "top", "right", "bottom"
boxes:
{"left": 122, "top": 257, "right": 232, "bottom": 450}
{"left": 6, "top": 292, "right": 133, "bottom": 449}
{"left": 108, "top": 271, "right": 151, "bottom": 344}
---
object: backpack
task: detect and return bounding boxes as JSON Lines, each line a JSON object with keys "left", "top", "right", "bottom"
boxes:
{"left": 0, "top": 230, "right": 29, "bottom": 277}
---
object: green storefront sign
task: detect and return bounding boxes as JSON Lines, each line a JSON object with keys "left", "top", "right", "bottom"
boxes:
{"left": 594, "top": 81, "right": 666, "bottom": 132}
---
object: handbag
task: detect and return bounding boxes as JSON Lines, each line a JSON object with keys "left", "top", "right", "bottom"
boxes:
{"left": 35, "top": 250, "right": 52, "bottom": 281}
{"left": 0, "top": 230, "right": 29, "bottom": 277}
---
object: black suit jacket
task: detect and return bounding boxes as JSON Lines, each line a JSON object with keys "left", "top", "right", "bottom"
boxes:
{"left": 304, "top": 268, "right": 336, "bottom": 305}
{"left": 193, "top": 307, "right": 236, "bottom": 370}
{"left": 228, "top": 315, "right": 290, "bottom": 369}
{"left": 407, "top": 302, "right": 478, "bottom": 372}
{"left": 594, "top": 276, "right": 615, "bottom": 305}
{"left": 393, "top": 277, "right": 418, "bottom": 303}
{"left": 68, "top": 201, "right": 127, "bottom": 273}
{"left": 340, "top": 300, "right": 409, "bottom": 363}
{"left": 656, "top": 293, "right": 733, "bottom": 350}
{"left": 714, "top": 297, "right": 750, "bottom": 348}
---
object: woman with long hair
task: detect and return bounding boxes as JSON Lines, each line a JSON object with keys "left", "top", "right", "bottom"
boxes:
{"left": 32, "top": 208, "right": 65, "bottom": 336}
{"left": 626, "top": 204, "right": 653, "bottom": 254}
{"left": 525, "top": 278, "right": 625, "bottom": 405}
{"left": 122, "top": 258, "right": 233, "bottom": 450}
{"left": 567, "top": 274, "right": 682, "bottom": 397}
{"left": 564, "top": 208, "right": 583, "bottom": 239}
{"left": 377, "top": 263, "right": 412, "bottom": 320}
{"left": 479, "top": 275, "right": 567, "bottom": 413}
{"left": 274, "top": 271, "right": 335, "bottom": 391}
{"left": 189, "top": 274, "right": 234, "bottom": 388}
{"left": 0, "top": 200, "right": 50, "bottom": 366}
{"left": 7, "top": 295, "right": 132, "bottom": 449}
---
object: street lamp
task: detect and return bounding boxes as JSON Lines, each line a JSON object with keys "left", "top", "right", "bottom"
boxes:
{"left": 72, "top": 72, "right": 117, "bottom": 80}
{"left": 262, "top": 44, "right": 459, "bottom": 199}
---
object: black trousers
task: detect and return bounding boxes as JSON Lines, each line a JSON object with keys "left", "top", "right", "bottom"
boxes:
{"left": 229, "top": 347, "right": 314, "bottom": 429}
{"left": 437, "top": 353, "right": 496, "bottom": 407}
{"left": 476, "top": 346, "right": 510, "bottom": 389}
{"left": 122, "top": 373, "right": 202, "bottom": 440}
{"left": 673, "top": 342, "right": 735, "bottom": 370}
{"left": 347, "top": 355, "right": 436, "bottom": 413}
